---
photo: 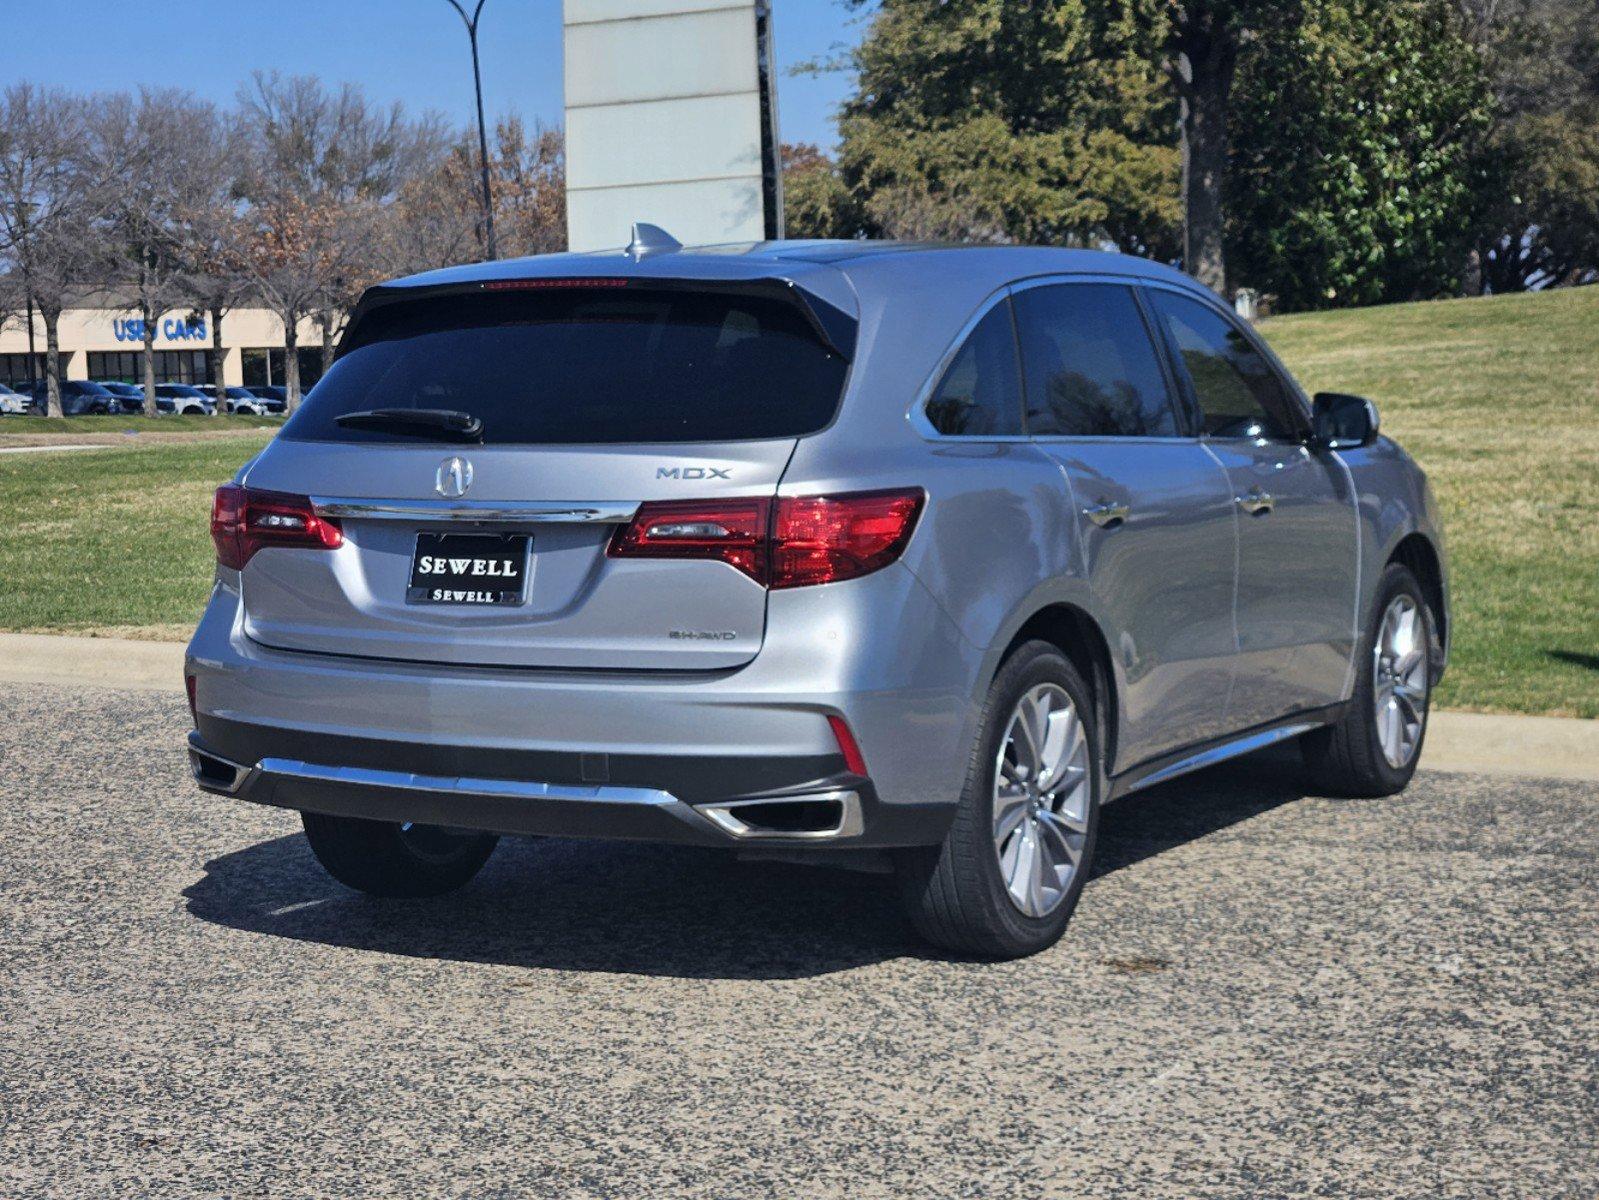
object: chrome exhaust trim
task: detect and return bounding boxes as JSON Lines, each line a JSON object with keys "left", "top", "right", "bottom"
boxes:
{"left": 187, "top": 740, "right": 253, "bottom": 796}
{"left": 696, "top": 790, "right": 864, "bottom": 841}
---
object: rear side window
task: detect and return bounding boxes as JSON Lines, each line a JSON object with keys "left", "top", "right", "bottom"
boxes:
{"left": 924, "top": 300, "right": 1024, "bottom": 437}
{"left": 1145, "top": 290, "right": 1295, "bottom": 439}
{"left": 1013, "top": 283, "right": 1179, "bottom": 438}
{"left": 281, "top": 287, "right": 849, "bottom": 444}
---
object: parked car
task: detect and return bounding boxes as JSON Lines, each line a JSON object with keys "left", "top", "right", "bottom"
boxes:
{"left": 92, "top": 381, "right": 147, "bottom": 414}
{"left": 184, "top": 239, "right": 1449, "bottom": 959}
{"left": 0, "top": 382, "right": 27, "bottom": 414}
{"left": 29, "top": 379, "right": 118, "bottom": 415}
{"left": 250, "top": 385, "right": 290, "bottom": 410}
{"left": 153, "top": 384, "right": 216, "bottom": 415}
{"left": 196, "top": 384, "right": 284, "bottom": 415}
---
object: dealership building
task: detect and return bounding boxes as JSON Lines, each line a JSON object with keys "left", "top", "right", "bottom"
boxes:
{"left": 0, "top": 292, "right": 327, "bottom": 391}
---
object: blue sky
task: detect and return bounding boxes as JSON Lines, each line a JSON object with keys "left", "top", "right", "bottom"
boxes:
{"left": 1, "top": 0, "right": 867, "bottom": 149}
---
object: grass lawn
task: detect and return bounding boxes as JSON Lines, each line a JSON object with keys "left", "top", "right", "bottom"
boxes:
{"left": 0, "top": 287, "right": 1593, "bottom": 717}
{"left": 0, "top": 435, "right": 272, "bottom": 640}
{"left": 1262, "top": 286, "right": 1598, "bottom": 717}
{"left": 0, "top": 413, "right": 284, "bottom": 436}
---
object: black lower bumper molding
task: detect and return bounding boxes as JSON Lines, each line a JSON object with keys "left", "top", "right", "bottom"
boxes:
{"left": 188, "top": 722, "right": 952, "bottom": 849}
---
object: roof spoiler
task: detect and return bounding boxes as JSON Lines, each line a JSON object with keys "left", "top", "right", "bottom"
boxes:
{"left": 342, "top": 275, "right": 858, "bottom": 362}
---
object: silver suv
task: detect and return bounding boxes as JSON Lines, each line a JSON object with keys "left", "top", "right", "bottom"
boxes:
{"left": 186, "top": 238, "right": 1448, "bottom": 958}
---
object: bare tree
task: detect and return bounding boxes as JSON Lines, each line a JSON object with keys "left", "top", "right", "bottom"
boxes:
{"left": 378, "top": 116, "right": 564, "bottom": 277}
{"left": 180, "top": 111, "right": 253, "bottom": 410}
{"left": 0, "top": 84, "right": 112, "bottom": 418}
{"left": 93, "top": 90, "right": 227, "bottom": 416}
{"left": 235, "top": 72, "right": 452, "bottom": 407}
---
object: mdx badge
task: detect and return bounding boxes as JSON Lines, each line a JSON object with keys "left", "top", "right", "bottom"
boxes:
{"left": 657, "top": 466, "right": 731, "bottom": 480}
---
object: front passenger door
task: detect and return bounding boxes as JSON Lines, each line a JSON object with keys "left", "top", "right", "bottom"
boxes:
{"left": 1144, "top": 288, "right": 1359, "bottom": 729}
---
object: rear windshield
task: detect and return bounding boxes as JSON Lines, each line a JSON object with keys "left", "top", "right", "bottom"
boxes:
{"left": 281, "top": 286, "right": 850, "bottom": 445}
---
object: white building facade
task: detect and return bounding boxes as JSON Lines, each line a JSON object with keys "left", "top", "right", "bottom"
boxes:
{"left": 0, "top": 304, "right": 327, "bottom": 390}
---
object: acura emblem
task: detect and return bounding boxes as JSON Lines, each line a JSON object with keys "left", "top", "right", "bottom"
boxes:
{"left": 435, "top": 456, "right": 473, "bottom": 499}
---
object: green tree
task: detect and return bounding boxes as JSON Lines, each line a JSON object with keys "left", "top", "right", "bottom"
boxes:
{"left": 1159, "top": 0, "right": 1283, "bottom": 292}
{"left": 1459, "top": 0, "right": 1599, "bottom": 291}
{"left": 1226, "top": 0, "right": 1493, "bottom": 310}
{"left": 780, "top": 142, "right": 862, "bottom": 240}
{"left": 833, "top": 0, "right": 1180, "bottom": 255}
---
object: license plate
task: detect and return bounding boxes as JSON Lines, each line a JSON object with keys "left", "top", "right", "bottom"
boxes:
{"left": 407, "top": 533, "right": 531, "bottom": 606}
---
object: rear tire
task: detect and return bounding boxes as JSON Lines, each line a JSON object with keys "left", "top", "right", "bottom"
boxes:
{"left": 1301, "top": 562, "right": 1433, "bottom": 797}
{"left": 897, "top": 641, "right": 1102, "bottom": 959}
{"left": 301, "top": 812, "right": 498, "bottom": 898}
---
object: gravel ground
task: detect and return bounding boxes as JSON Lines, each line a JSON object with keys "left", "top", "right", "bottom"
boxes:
{"left": 2, "top": 684, "right": 1595, "bottom": 1199}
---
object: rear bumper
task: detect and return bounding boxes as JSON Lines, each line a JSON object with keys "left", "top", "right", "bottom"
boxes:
{"left": 185, "top": 565, "right": 980, "bottom": 847}
{"left": 187, "top": 728, "right": 946, "bottom": 848}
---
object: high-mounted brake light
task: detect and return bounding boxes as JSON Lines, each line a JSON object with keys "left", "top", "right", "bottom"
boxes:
{"left": 607, "top": 489, "right": 923, "bottom": 589}
{"left": 211, "top": 483, "right": 343, "bottom": 570}
{"left": 482, "top": 278, "right": 631, "bottom": 291}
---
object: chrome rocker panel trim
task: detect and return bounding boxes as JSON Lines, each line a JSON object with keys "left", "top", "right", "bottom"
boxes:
{"left": 1107, "top": 703, "right": 1346, "bottom": 800}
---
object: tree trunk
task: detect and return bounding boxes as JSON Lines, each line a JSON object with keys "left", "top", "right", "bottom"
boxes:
{"left": 317, "top": 310, "right": 336, "bottom": 380}
{"left": 44, "top": 310, "right": 64, "bottom": 420}
{"left": 209, "top": 308, "right": 226, "bottom": 416}
{"left": 141, "top": 305, "right": 158, "bottom": 418}
{"left": 1176, "top": 25, "right": 1237, "bottom": 296}
{"left": 283, "top": 311, "right": 302, "bottom": 412}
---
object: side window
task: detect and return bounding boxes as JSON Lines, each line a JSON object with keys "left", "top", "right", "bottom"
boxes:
{"left": 924, "top": 300, "right": 1024, "bottom": 437}
{"left": 1145, "top": 290, "right": 1295, "bottom": 439}
{"left": 1012, "top": 283, "right": 1179, "bottom": 438}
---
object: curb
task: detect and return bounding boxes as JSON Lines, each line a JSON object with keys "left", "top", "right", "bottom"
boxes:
{"left": 0, "top": 632, "right": 1593, "bottom": 782}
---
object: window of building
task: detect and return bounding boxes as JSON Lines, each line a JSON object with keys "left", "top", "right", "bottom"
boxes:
{"left": 0, "top": 353, "right": 46, "bottom": 387}
{"left": 242, "top": 348, "right": 324, "bottom": 390}
{"left": 87, "top": 350, "right": 214, "bottom": 385}
{"left": 924, "top": 300, "right": 1024, "bottom": 437}
{"left": 1012, "top": 283, "right": 1180, "bottom": 438}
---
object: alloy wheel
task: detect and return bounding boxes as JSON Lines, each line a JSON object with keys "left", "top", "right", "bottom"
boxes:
{"left": 1373, "top": 595, "right": 1428, "bottom": 768}
{"left": 992, "top": 683, "right": 1091, "bottom": 918}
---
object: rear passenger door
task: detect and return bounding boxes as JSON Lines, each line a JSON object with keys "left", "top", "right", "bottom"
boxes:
{"left": 1143, "top": 287, "right": 1359, "bottom": 728}
{"left": 1014, "top": 280, "right": 1240, "bottom": 768}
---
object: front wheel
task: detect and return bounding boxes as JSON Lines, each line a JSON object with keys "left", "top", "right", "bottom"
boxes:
{"left": 301, "top": 812, "right": 499, "bottom": 898}
{"left": 897, "top": 641, "right": 1102, "bottom": 959}
{"left": 1301, "top": 562, "right": 1434, "bottom": 797}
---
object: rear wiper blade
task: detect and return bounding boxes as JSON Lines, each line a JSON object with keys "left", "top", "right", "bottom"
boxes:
{"left": 335, "top": 408, "right": 484, "bottom": 442}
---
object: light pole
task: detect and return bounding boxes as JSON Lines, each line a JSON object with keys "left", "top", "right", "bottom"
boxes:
{"left": 444, "top": 0, "right": 497, "bottom": 260}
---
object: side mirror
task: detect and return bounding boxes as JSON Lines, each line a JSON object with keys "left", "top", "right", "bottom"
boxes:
{"left": 1311, "top": 392, "right": 1379, "bottom": 450}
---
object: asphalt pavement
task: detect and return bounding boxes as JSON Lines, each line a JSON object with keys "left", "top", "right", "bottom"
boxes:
{"left": 2, "top": 683, "right": 1594, "bottom": 1198}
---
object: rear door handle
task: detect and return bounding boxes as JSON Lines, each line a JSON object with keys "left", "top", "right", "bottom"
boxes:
{"left": 1083, "top": 500, "right": 1130, "bottom": 529}
{"left": 1235, "top": 487, "right": 1274, "bottom": 515}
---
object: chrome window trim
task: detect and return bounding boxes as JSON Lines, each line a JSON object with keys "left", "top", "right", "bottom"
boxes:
{"left": 907, "top": 271, "right": 1224, "bottom": 445}
{"left": 906, "top": 284, "right": 1023, "bottom": 443}
{"left": 310, "top": 497, "right": 640, "bottom": 525}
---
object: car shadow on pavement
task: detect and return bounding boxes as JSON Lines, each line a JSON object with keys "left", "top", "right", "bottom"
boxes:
{"left": 183, "top": 746, "right": 1312, "bottom": 980}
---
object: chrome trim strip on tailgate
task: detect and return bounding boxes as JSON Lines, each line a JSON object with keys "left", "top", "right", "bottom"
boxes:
{"left": 310, "top": 497, "right": 639, "bottom": 524}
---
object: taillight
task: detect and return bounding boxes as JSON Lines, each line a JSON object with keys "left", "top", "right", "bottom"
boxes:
{"left": 210, "top": 483, "right": 343, "bottom": 570}
{"left": 607, "top": 489, "right": 923, "bottom": 588}
{"left": 770, "top": 490, "right": 924, "bottom": 589}
{"left": 607, "top": 498, "right": 769, "bottom": 582}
